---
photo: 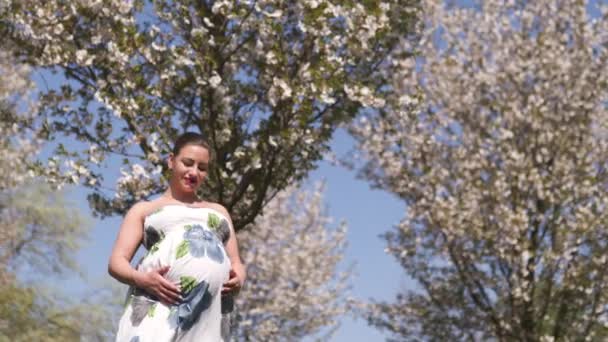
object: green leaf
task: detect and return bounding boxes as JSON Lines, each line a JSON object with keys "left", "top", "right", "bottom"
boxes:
{"left": 176, "top": 240, "right": 189, "bottom": 259}
{"left": 208, "top": 213, "right": 220, "bottom": 229}
{"left": 147, "top": 303, "right": 156, "bottom": 317}
{"left": 180, "top": 276, "right": 197, "bottom": 294}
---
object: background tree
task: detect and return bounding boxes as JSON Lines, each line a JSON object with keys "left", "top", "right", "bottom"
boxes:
{"left": 0, "top": 33, "right": 118, "bottom": 341}
{"left": 234, "top": 182, "right": 351, "bottom": 341}
{"left": 0, "top": 39, "right": 49, "bottom": 283}
{"left": 1, "top": 0, "right": 419, "bottom": 230}
{"left": 350, "top": 0, "right": 608, "bottom": 340}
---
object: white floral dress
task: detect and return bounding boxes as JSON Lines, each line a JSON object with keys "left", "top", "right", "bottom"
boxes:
{"left": 116, "top": 205, "right": 232, "bottom": 342}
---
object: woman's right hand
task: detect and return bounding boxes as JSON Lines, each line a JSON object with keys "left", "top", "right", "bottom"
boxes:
{"left": 133, "top": 266, "right": 182, "bottom": 305}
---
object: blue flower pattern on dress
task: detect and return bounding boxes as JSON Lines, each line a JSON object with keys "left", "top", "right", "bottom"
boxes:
{"left": 176, "top": 280, "right": 213, "bottom": 331}
{"left": 183, "top": 224, "right": 224, "bottom": 263}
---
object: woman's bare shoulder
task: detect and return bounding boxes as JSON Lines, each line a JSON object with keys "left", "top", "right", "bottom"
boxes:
{"left": 200, "top": 201, "right": 231, "bottom": 218}
{"left": 128, "top": 199, "right": 168, "bottom": 217}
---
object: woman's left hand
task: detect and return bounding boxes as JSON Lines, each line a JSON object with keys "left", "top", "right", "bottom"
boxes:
{"left": 222, "top": 263, "right": 246, "bottom": 295}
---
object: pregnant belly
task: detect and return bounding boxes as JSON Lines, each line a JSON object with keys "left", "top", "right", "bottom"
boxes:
{"left": 138, "top": 228, "right": 231, "bottom": 294}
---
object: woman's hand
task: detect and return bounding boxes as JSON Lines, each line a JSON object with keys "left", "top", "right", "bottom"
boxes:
{"left": 133, "top": 266, "right": 182, "bottom": 305}
{"left": 222, "top": 263, "right": 246, "bottom": 295}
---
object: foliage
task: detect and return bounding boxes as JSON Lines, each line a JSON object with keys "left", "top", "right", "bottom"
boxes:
{"left": 0, "top": 183, "right": 89, "bottom": 281}
{"left": 0, "top": 282, "right": 118, "bottom": 341}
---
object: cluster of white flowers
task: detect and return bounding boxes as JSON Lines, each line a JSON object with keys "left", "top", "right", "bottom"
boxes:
{"left": 115, "top": 163, "right": 163, "bottom": 201}
{"left": 235, "top": 182, "right": 351, "bottom": 340}
{"left": 344, "top": 84, "right": 385, "bottom": 108}
{"left": 0, "top": 48, "right": 39, "bottom": 190}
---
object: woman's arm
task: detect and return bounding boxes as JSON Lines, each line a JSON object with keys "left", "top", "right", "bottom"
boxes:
{"left": 108, "top": 202, "right": 181, "bottom": 304}
{"left": 108, "top": 202, "right": 146, "bottom": 285}
{"left": 223, "top": 230, "right": 247, "bottom": 294}
{"left": 211, "top": 204, "right": 246, "bottom": 294}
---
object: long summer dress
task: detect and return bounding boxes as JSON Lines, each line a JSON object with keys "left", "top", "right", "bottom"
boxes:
{"left": 116, "top": 205, "right": 232, "bottom": 342}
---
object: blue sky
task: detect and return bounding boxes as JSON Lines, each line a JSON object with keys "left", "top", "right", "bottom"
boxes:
{"left": 305, "top": 130, "right": 408, "bottom": 341}
{"left": 54, "top": 127, "right": 408, "bottom": 341}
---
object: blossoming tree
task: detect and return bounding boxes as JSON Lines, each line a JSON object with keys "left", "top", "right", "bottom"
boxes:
{"left": 0, "top": 39, "right": 116, "bottom": 341}
{"left": 2, "top": 0, "right": 419, "bottom": 230}
{"left": 234, "top": 182, "right": 351, "bottom": 340}
{"left": 350, "top": 0, "right": 608, "bottom": 340}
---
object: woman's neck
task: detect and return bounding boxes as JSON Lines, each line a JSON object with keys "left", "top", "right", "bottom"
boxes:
{"left": 163, "top": 187, "right": 199, "bottom": 204}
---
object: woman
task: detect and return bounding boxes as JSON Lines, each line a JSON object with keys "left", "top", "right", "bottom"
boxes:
{"left": 109, "top": 132, "right": 246, "bottom": 341}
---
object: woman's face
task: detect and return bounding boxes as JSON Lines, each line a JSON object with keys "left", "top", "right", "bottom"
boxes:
{"left": 168, "top": 144, "right": 210, "bottom": 193}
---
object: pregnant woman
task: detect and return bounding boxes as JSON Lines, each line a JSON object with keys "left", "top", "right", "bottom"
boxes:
{"left": 109, "top": 132, "right": 246, "bottom": 341}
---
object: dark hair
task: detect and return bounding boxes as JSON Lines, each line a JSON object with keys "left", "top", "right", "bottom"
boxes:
{"left": 172, "top": 132, "right": 212, "bottom": 158}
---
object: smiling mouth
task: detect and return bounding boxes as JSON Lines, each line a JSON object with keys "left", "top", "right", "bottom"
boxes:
{"left": 184, "top": 176, "right": 198, "bottom": 187}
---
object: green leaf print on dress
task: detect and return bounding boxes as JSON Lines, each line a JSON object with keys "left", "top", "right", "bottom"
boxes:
{"left": 208, "top": 213, "right": 231, "bottom": 243}
{"left": 176, "top": 240, "right": 189, "bottom": 259}
{"left": 147, "top": 303, "right": 156, "bottom": 317}
{"left": 207, "top": 213, "right": 220, "bottom": 229}
{"left": 180, "top": 276, "right": 197, "bottom": 294}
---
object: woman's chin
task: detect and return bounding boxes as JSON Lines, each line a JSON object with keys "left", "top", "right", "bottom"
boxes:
{"left": 179, "top": 183, "right": 198, "bottom": 193}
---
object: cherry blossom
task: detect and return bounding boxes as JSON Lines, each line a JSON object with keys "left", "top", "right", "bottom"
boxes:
{"left": 351, "top": 0, "right": 608, "bottom": 340}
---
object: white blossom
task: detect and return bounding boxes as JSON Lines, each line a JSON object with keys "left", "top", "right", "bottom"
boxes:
{"left": 235, "top": 182, "right": 351, "bottom": 340}
{"left": 352, "top": 0, "right": 608, "bottom": 340}
{"left": 209, "top": 72, "right": 222, "bottom": 88}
